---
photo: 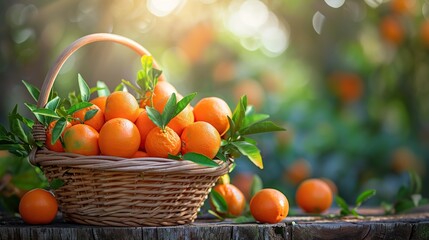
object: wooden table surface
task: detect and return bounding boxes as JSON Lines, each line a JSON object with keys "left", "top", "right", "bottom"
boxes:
{"left": 1, "top": 211, "right": 429, "bottom": 240}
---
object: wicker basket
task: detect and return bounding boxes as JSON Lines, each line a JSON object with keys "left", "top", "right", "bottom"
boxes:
{"left": 29, "top": 33, "right": 231, "bottom": 227}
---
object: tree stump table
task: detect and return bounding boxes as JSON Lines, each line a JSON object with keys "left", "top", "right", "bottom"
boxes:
{"left": 1, "top": 211, "right": 429, "bottom": 239}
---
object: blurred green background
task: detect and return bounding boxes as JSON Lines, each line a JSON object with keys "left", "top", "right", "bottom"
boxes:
{"left": 1, "top": 0, "right": 428, "bottom": 210}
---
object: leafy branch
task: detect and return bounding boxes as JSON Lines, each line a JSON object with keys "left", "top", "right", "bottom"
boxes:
{"left": 334, "top": 189, "right": 376, "bottom": 218}
{"left": 219, "top": 96, "right": 285, "bottom": 169}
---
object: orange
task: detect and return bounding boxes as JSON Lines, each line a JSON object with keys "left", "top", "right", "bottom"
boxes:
{"left": 135, "top": 109, "right": 157, "bottom": 150}
{"left": 19, "top": 188, "right": 58, "bottom": 225}
{"left": 99, "top": 118, "right": 141, "bottom": 158}
{"left": 45, "top": 120, "right": 72, "bottom": 152}
{"left": 63, "top": 124, "right": 99, "bottom": 156}
{"left": 145, "top": 126, "right": 181, "bottom": 158}
{"left": 329, "top": 72, "right": 363, "bottom": 103}
{"left": 283, "top": 158, "right": 311, "bottom": 185}
{"left": 380, "top": 15, "right": 404, "bottom": 46}
{"left": 250, "top": 188, "right": 289, "bottom": 224}
{"left": 420, "top": 20, "right": 429, "bottom": 47}
{"left": 295, "top": 178, "right": 333, "bottom": 214}
{"left": 181, "top": 121, "right": 221, "bottom": 159}
{"left": 71, "top": 104, "right": 105, "bottom": 131}
{"left": 391, "top": 0, "right": 415, "bottom": 14}
{"left": 193, "top": 97, "right": 232, "bottom": 136}
{"left": 154, "top": 94, "right": 194, "bottom": 135}
{"left": 131, "top": 150, "right": 149, "bottom": 158}
{"left": 233, "top": 79, "right": 265, "bottom": 110}
{"left": 90, "top": 96, "right": 107, "bottom": 113}
{"left": 104, "top": 91, "right": 140, "bottom": 122}
{"left": 140, "top": 81, "right": 177, "bottom": 108}
{"left": 212, "top": 183, "right": 246, "bottom": 217}
{"left": 231, "top": 172, "right": 255, "bottom": 200}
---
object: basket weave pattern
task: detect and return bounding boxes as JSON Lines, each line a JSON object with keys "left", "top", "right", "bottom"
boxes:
{"left": 29, "top": 33, "right": 231, "bottom": 226}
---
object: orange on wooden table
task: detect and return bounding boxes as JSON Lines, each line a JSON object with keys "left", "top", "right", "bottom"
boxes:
{"left": 212, "top": 183, "right": 246, "bottom": 217}
{"left": 295, "top": 178, "right": 333, "bottom": 214}
{"left": 250, "top": 188, "right": 289, "bottom": 224}
{"left": 19, "top": 188, "right": 58, "bottom": 225}
{"left": 99, "top": 118, "right": 141, "bottom": 158}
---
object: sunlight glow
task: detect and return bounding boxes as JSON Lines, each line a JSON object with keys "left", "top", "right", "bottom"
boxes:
{"left": 312, "top": 11, "right": 325, "bottom": 35}
{"left": 147, "top": 0, "right": 184, "bottom": 17}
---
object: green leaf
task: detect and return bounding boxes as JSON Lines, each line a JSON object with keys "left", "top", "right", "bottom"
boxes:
{"left": 240, "top": 121, "right": 285, "bottom": 136}
{"left": 84, "top": 109, "right": 98, "bottom": 122}
{"left": 45, "top": 96, "right": 61, "bottom": 111}
{"left": 96, "top": 81, "right": 110, "bottom": 96}
{"left": 232, "top": 96, "right": 247, "bottom": 132}
{"left": 78, "top": 74, "right": 91, "bottom": 102}
{"left": 175, "top": 92, "right": 196, "bottom": 116}
{"left": 9, "top": 106, "right": 28, "bottom": 143}
{"left": 146, "top": 106, "right": 163, "bottom": 128}
{"left": 0, "top": 144, "right": 27, "bottom": 152}
{"left": 167, "top": 154, "right": 181, "bottom": 160}
{"left": 335, "top": 196, "right": 351, "bottom": 215}
{"left": 49, "top": 178, "right": 64, "bottom": 190}
{"left": 114, "top": 83, "right": 126, "bottom": 92}
{"left": 183, "top": 152, "right": 219, "bottom": 167}
{"left": 161, "top": 93, "right": 177, "bottom": 127}
{"left": 243, "top": 113, "right": 269, "bottom": 128}
{"left": 409, "top": 171, "right": 422, "bottom": 194}
{"left": 355, "top": 189, "right": 376, "bottom": 207}
{"left": 66, "top": 102, "right": 93, "bottom": 115}
{"left": 22, "top": 80, "right": 40, "bottom": 102}
{"left": 68, "top": 91, "right": 80, "bottom": 105}
{"left": 51, "top": 117, "right": 68, "bottom": 145}
{"left": 122, "top": 79, "right": 142, "bottom": 95}
{"left": 208, "top": 209, "right": 224, "bottom": 220}
{"left": 230, "top": 141, "right": 263, "bottom": 169}
{"left": 250, "top": 174, "right": 263, "bottom": 199}
{"left": 210, "top": 190, "right": 228, "bottom": 214}
{"left": 32, "top": 108, "right": 60, "bottom": 118}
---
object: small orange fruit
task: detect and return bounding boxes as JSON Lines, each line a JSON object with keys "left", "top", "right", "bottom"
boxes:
{"left": 231, "top": 172, "right": 255, "bottom": 200}
{"left": 90, "top": 96, "right": 107, "bottom": 113}
{"left": 131, "top": 150, "right": 149, "bottom": 158}
{"left": 250, "top": 188, "right": 289, "bottom": 224}
{"left": 212, "top": 183, "right": 246, "bottom": 217}
{"left": 145, "top": 126, "right": 181, "bottom": 158}
{"left": 380, "top": 15, "right": 404, "bottom": 46}
{"left": 181, "top": 121, "right": 221, "bottom": 159}
{"left": 71, "top": 104, "right": 105, "bottom": 131}
{"left": 140, "top": 81, "right": 177, "bottom": 108}
{"left": 45, "top": 120, "right": 72, "bottom": 152}
{"left": 135, "top": 109, "right": 157, "bottom": 150}
{"left": 283, "top": 158, "right": 312, "bottom": 185}
{"left": 19, "top": 188, "right": 58, "bottom": 225}
{"left": 99, "top": 118, "right": 141, "bottom": 158}
{"left": 104, "top": 91, "right": 140, "bottom": 122}
{"left": 154, "top": 94, "right": 194, "bottom": 135}
{"left": 63, "top": 124, "right": 99, "bottom": 156}
{"left": 295, "top": 178, "right": 333, "bottom": 214}
{"left": 193, "top": 97, "right": 232, "bottom": 136}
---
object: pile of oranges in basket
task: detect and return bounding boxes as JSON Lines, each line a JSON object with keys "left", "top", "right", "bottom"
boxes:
{"left": 45, "top": 59, "right": 232, "bottom": 161}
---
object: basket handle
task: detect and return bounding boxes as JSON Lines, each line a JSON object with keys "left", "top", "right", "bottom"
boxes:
{"left": 37, "top": 33, "right": 159, "bottom": 108}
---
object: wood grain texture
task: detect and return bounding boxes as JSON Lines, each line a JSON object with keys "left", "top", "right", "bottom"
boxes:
{"left": 1, "top": 212, "right": 429, "bottom": 240}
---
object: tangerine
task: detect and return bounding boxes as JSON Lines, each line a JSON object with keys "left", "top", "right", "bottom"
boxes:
{"left": 19, "top": 188, "right": 58, "bottom": 225}
{"left": 71, "top": 104, "right": 105, "bottom": 131}
{"left": 181, "top": 121, "right": 221, "bottom": 159}
{"left": 90, "top": 96, "right": 107, "bottom": 113}
{"left": 63, "top": 124, "right": 99, "bottom": 156}
{"left": 250, "top": 188, "right": 289, "bottom": 224}
{"left": 104, "top": 91, "right": 140, "bottom": 122}
{"left": 145, "top": 126, "right": 181, "bottom": 158}
{"left": 45, "top": 120, "right": 72, "bottom": 152}
{"left": 212, "top": 183, "right": 246, "bottom": 217}
{"left": 131, "top": 150, "right": 149, "bottom": 158}
{"left": 295, "top": 178, "right": 333, "bottom": 214}
{"left": 140, "top": 81, "right": 177, "bottom": 108}
{"left": 193, "top": 97, "right": 232, "bottom": 136}
{"left": 380, "top": 15, "right": 404, "bottom": 46}
{"left": 135, "top": 109, "right": 157, "bottom": 150}
{"left": 154, "top": 94, "right": 194, "bottom": 135}
{"left": 99, "top": 118, "right": 141, "bottom": 158}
